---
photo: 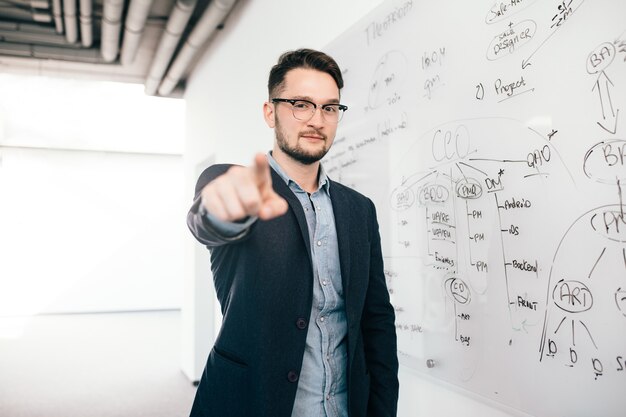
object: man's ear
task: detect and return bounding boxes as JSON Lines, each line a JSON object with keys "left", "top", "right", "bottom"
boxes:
{"left": 263, "top": 102, "right": 276, "bottom": 128}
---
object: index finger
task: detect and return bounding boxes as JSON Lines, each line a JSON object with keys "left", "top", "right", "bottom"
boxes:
{"left": 253, "top": 153, "right": 271, "bottom": 187}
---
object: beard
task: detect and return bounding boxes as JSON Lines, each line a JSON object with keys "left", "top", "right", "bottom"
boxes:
{"left": 275, "top": 117, "right": 330, "bottom": 165}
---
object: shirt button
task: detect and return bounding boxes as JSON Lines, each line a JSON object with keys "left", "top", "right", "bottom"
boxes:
{"left": 296, "top": 318, "right": 307, "bottom": 329}
{"left": 326, "top": 394, "right": 330, "bottom": 400}
{"left": 322, "top": 280, "right": 327, "bottom": 286}
{"left": 320, "top": 316, "right": 325, "bottom": 322}
{"left": 317, "top": 240, "right": 322, "bottom": 246}
{"left": 287, "top": 371, "right": 299, "bottom": 383}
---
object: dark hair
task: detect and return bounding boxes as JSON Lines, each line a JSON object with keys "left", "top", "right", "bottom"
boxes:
{"left": 267, "top": 48, "right": 344, "bottom": 98}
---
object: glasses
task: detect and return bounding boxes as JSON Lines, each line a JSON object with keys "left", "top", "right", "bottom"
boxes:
{"left": 271, "top": 98, "right": 348, "bottom": 123}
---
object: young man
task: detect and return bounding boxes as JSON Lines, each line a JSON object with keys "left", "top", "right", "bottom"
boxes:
{"left": 187, "top": 49, "right": 398, "bottom": 417}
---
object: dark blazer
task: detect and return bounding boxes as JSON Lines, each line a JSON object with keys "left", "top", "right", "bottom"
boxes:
{"left": 187, "top": 164, "right": 398, "bottom": 417}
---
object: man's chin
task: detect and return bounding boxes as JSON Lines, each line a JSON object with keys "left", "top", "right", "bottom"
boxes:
{"left": 292, "top": 149, "right": 327, "bottom": 165}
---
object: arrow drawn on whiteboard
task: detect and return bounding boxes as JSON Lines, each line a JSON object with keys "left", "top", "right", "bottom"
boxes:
{"left": 592, "top": 70, "right": 619, "bottom": 133}
{"left": 521, "top": 0, "right": 586, "bottom": 69}
{"left": 455, "top": 163, "right": 468, "bottom": 182}
{"left": 618, "top": 179, "right": 624, "bottom": 217}
{"left": 592, "top": 71, "right": 620, "bottom": 134}
{"left": 553, "top": 316, "right": 597, "bottom": 349}
{"left": 400, "top": 170, "right": 436, "bottom": 188}
{"left": 587, "top": 247, "right": 606, "bottom": 279}
{"left": 547, "top": 129, "right": 558, "bottom": 140}
{"left": 513, "top": 318, "right": 537, "bottom": 333}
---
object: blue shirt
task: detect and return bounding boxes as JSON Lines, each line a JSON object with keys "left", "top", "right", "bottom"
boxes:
{"left": 267, "top": 154, "right": 348, "bottom": 417}
{"left": 202, "top": 153, "right": 349, "bottom": 417}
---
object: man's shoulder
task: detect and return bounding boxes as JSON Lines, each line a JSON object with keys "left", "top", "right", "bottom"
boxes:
{"left": 194, "top": 164, "right": 237, "bottom": 194}
{"left": 330, "top": 179, "right": 373, "bottom": 207}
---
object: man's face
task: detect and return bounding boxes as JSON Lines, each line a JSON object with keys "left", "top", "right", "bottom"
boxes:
{"left": 264, "top": 68, "right": 340, "bottom": 165}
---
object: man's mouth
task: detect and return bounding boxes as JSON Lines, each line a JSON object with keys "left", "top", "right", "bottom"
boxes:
{"left": 300, "top": 131, "right": 326, "bottom": 141}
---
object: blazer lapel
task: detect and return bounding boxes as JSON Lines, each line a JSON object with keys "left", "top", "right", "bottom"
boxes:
{"left": 329, "top": 181, "right": 352, "bottom": 295}
{"left": 270, "top": 169, "right": 313, "bottom": 264}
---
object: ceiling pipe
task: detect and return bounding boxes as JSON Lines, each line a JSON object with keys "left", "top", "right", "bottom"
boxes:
{"left": 29, "top": 0, "right": 52, "bottom": 23}
{"left": 157, "top": 0, "right": 237, "bottom": 96}
{"left": 120, "top": 0, "right": 154, "bottom": 65}
{"left": 62, "top": 0, "right": 78, "bottom": 43}
{"left": 0, "top": 23, "right": 76, "bottom": 46}
{"left": 51, "top": 0, "right": 63, "bottom": 33}
{"left": 0, "top": 4, "right": 52, "bottom": 24}
{"left": 29, "top": 0, "right": 49, "bottom": 8}
{"left": 32, "top": 11, "right": 53, "bottom": 23}
{"left": 0, "top": 6, "right": 33, "bottom": 20}
{"left": 79, "top": 0, "right": 93, "bottom": 47}
{"left": 0, "top": 0, "right": 42, "bottom": 5}
{"left": 143, "top": 0, "right": 196, "bottom": 95}
{"left": 100, "top": 0, "right": 125, "bottom": 62}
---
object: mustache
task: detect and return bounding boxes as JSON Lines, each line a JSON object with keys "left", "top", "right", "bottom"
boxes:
{"left": 299, "top": 129, "right": 327, "bottom": 141}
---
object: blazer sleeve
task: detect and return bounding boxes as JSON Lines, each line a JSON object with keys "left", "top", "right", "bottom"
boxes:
{"left": 186, "top": 164, "right": 256, "bottom": 247}
{"left": 362, "top": 199, "right": 399, "bottom": 417}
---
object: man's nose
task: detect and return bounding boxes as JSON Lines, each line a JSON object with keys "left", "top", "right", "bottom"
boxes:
{"left": 307, "top": 106, "right": 325, "bottom": 127}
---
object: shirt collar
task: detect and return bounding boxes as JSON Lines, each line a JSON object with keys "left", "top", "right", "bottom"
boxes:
{"left": 267, "top": 151, "right": 330, "bottom": 193}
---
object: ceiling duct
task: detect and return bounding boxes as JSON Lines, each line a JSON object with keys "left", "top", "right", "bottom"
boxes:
{"left": 0, "top": 6, "right": 32, "bottom": 20}
{"left": 157, "top": 0, "right": 237, "bottom": 96}
{"left": 30, "top": 0, "right": 49, "bottom": 7}
{"left": 144, "top": 0, "right": 196, "bottom": 95}
{"left": 62, "top": 0, "right": 78, "bottom": 43}
{"left": 79, "top": 0, "right": 93, "bottom": 47}
{"left": 30, "top": 0, "right": 52, "bottom": 23}
{"left": 31, "top": 11, "right": 52, "bottom": 23}
{"left": 0, "top": 0, "right": 242, "bottom": 96}
{"left": 51, "top": 0, "right": 63, "bottom": 33}
{"left": 100, "top": 0, "right": 125, "bottom": 62}
{"left": 0, "top": 23, "right": 80, "bottom": 47}
{"left": 120, "top": 0, "right": 154, "bottom": 65}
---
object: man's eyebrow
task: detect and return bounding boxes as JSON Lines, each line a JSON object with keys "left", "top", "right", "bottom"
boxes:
{"left": 290, "top": 95, "right": 341, "bottom": 104}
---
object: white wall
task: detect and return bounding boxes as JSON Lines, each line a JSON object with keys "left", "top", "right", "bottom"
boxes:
{"left": 0, "top": 74, "right": 186, "bottom": 319}
{"left": 0, "top": 147, "right": 185, "bottom": 316}
{"left": 182, "top": 0, "right": 521, "bottom": 415}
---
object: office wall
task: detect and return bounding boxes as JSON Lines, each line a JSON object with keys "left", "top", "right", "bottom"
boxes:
{"left": 0, "top": 147, "right": 185, "bottom": 316}
{"left": 0, "top": 75, "right": 186, "bottom": 317}
{"left": 183, "top": 1, "right": 519, "bottom": 415}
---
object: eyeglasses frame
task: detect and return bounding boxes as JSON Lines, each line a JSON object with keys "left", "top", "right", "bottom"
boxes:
{"left": 270, "top": 98, "right": 348, "bottom": 123}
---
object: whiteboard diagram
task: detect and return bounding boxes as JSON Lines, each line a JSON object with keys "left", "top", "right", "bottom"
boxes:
{"left": 324, "top": 0, "right": 626, "bottom": 416}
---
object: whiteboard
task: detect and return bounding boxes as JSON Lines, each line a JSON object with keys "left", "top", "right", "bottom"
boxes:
{"left": 323, "top": 1, "right": 626, "bottom": 416}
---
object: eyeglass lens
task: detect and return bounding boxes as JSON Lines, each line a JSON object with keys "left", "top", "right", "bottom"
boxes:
{"left": 291, "top": 100, "right": 344, "bottom": 123}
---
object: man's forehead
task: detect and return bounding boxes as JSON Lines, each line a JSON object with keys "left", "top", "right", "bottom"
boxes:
{"left": 282, "top": 68, "right": 340, "bottom": 100}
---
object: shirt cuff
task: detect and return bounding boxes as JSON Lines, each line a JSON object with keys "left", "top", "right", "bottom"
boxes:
{"left": 199, "top": 200, "right": 258, "bottom": 237}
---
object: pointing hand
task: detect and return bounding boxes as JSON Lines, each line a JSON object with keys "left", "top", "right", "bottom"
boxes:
{"left": 200, "top": 153, "right": 289, "bottom": 222}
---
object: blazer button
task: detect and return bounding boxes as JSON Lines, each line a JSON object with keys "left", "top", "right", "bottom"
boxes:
{"left": 287, "top": 371, "right": 299, "bottom": 383}
{"left": 296, "top": 318, "right": 307, "bottom": 329}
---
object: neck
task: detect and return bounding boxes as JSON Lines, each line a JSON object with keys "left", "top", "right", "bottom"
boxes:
{"left": 272, "top": 147, "right": 321, "bottom": 193}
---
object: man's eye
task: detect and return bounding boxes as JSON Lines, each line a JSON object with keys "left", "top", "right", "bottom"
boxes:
{"left": 293, "top": 101, "right": 311, "bottom": 109}
{"left": 323, "top": 106, "right": 339, "bottom": 113}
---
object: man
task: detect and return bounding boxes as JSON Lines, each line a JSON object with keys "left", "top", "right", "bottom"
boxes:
{"left": 187, "top": 48, "right": 398, "bottom": 417}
